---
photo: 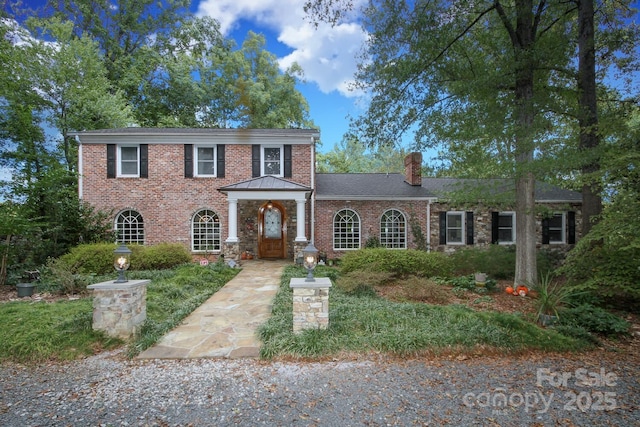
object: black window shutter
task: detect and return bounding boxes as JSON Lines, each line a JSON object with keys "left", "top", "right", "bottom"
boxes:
{"left": 491, "top": 211, "right": 499, "bottom": 244}
{"left": 284, "top": 144, "right": 292, "bottom": 178}
{"left": 217, "top": 144, "right": 225, "bottom": 178}
{"left": 466, "top": 211, "right": 474, "bottom": 245}
{"left": 184, "top": 144, "right": 193, "bottom": 178}
{"left": 252, "top": 145, "right": 261, "bottom": 178}
{"left": 107, "top": 144, "right": 116, "bottom": 178}
{"left": 567, "top": 211, "right": 576, "bottom": 244}
{"left": 542, "top": 217, "right": 550, "bottom": 244}
{"left": 439, "top": 212, "right": 447, "bottom": 245}
{"left": 140, "top": 144, "right": 148, "bottom": 178}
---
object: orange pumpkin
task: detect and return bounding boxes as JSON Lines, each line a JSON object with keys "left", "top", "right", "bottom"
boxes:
{"left": 516, "top": 285, "right": 529, "bottom": 296}
{"left": 505, "top": 286, "right": 514, "bottom": 295}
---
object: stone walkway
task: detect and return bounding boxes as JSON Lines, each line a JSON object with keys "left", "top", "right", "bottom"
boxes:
{"left": 137, "top": 259, "right": 288, "bottom": 359}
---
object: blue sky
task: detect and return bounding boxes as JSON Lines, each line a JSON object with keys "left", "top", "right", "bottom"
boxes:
{"left": 190, "top": 0, "right": 369, "bottom": 153}
{"left": 14, "top": 0, "right": 640, "bottom": 157}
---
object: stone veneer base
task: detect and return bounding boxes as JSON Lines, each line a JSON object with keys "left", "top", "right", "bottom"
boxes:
{"left": 289, "top": 277, "right": 332, "bottom": 333}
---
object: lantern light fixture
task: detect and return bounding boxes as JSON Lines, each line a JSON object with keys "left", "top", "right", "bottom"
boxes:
{"left": 303, "top": 242, "right": 318, "bottom": 282}
{"left": 113, "top": 244, "right": 132, "bottom": 283}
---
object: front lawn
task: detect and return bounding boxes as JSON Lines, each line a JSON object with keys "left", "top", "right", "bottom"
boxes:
{"left": 258, "top": 265, "right": 593, "bottom": 359}
{"left": 0, "top": 262, "right": 238, "bottom": 363}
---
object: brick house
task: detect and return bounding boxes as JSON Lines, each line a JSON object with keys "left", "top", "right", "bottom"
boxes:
{"left": 74, "top": 128, "right": 581, "bottom": 262}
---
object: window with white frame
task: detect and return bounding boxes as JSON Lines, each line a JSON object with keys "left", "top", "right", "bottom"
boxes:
{"left": 497, "top": 212, "right": 515, "bottom": 244}
{"left": 262, "top": 145, "right": 283, "bottom": 176}
{"left": 380, "top": 209, "right": 407, "bottom": 249}
{"left": 333, "top": 209, "right": 360, "bottom": 250}
{"left": 192, "top": 209, "right": 221, "bottom": 251}
{"left": 446, "top": 211, "right": 465, "bottom": 244}
{"left": 548, "top": 213, "right": 565, "bottom": 243}
{"left": 195, "top": 146, "right": 216, "bottom": 176}
{"left": 115, "top": 210, "right": 144, "bottom": 244}
{"left": 118, "top": 146, "right": 139, "bottom": 176}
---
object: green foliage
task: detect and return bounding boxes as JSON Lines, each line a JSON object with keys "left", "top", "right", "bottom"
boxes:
{"left": 259, "top": 266, "right": 590, "bottom": 359}
{"left": 339, "top": 248, "right": 454, "bottom": 278}
{"left": 134, "top": 243, "right": 192, "bottom": 270}
{"left": 335, "top": 270, "right": 394, "bottom": 294}
{"left": 392, "top": 276, "right": 451, "bottom": 304}
{"left": 559, "top": 304, "right": 629, "bottom": 336}
{"left": 438, "top": 275, "right": 497, "bottom": 293}
{"left": 0, "top": 299, "right": 121, "bottom": 363}
{"left": 364, "top": 236, "right": 381, "bottom": 248}
{"left": 39, "top": 257, "right": 92, "bottom": 295}
{"left": 449, "top": 245, "right": 560, "bottom": 279}
{"left": 56, "top": 243, "right": 192, "bottom": 276}
{"left": 533, "top": 273, "right": 579, "bottom": 318}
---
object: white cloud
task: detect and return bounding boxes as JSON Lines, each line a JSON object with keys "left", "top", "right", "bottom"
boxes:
{"left": 196, "top": 0, "right": 368, "bottom": 98}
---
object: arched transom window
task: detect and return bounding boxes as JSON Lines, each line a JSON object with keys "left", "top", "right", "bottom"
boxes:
{"left": 333, "top": 209, "right": 360, "bottom": 250}
{"left": 380, "top": 209, "right": 407, "bottom": 249}
{"left": 192, "top": 209, "right": 221, "bottom": 252}
{"left": 115, "top": 210, "right": 144, "bottom": 244}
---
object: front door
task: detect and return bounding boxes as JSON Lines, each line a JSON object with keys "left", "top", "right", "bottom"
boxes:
{"left": 258, "top": 202, "right": 286, "bottom": 258}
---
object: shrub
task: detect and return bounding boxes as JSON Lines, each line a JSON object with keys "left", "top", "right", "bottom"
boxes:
{"left": 394, "top": 276, "right": 451, "bottom": 304}
{"left": 339, "top": 248, "right": 454, "bottom": 278}
{"left": 336, "top": 270, "right": 394, "bottom": 294}
{"left": 39, "top": 257, "right": 92, "bottom": 295}
{"left": 135, "top": 243, "right": 191, "bottom": 270}
{"left": 56, "top": 243, "right": 191, "bottom": 275}
{"left": 449, "top": 245, "right": 563, "bottom": 280}
{"left": 437, "top": 274, "right": 497, "bottom": 292}
{"left": 559, "top": 304, "right": 629, "bottom": 336}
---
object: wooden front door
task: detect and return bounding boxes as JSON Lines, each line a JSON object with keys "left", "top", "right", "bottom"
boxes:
{"left": 258, "top": 202, "right": 286, "bottom": 258}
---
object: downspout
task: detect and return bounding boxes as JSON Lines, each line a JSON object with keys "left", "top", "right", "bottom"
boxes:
{"left": 426, "top": 201, "right": 431, "bottom": 252}
{"left": 76, "top": 135, "right": 83, "bottom": 199}
{"left": 310, "top": 136, "right": 316, "bottom": 243}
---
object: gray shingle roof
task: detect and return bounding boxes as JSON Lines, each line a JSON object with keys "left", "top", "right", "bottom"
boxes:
{"left": 315, "top": 173, "right": 436, "bottom": 200}
{"left": 219, "top": 176, "right": 312, "bottom": 192}
{"left": 315, "top": 175, "right": 581, "bottom": 203}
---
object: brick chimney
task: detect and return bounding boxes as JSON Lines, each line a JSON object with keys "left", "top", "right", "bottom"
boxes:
{"left": 404, "top": 152, "right": 422, "bottom": 186}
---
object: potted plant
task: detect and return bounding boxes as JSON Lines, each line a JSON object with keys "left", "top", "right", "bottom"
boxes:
{"left": 532, "top": 273, "right": 576, "bottom": 327}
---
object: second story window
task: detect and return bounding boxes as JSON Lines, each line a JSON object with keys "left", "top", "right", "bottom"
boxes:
{"left": 119, "top": 146, "right": 139, "bottom": 176}
{"left": 263, "top": 146, "right": 283, "bottom": 176}
{"left": 195, "top": 146, "right": 216, "bottom": 176}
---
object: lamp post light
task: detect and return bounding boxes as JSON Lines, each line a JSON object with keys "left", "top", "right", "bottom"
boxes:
{"left": 303, "top": 242, "right": 318, "bottom": 282}
{"left": 113, "top": 244, "right": 132, "bottom": 283}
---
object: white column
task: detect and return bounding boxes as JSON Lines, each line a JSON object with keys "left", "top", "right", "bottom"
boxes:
{"left": 226, "top": 198, "right": 239, "bottom": 243}
{"left": 295, "top": 198, "right": 308, "bottom": 242}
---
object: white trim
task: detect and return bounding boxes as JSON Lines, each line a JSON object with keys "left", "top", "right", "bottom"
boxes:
{"left": 261, "top": 145, "right": 284, "bottom": 177}
{"left": 446, "top": 211, "right": 466, "bottom": 245}
{"left": 77, "top": 141, "right": 83, "bottom": 198}
{"left": 117, "top": 145, "right": 140, "bottom": 177}
{"left": 548, "top": 212, "right": 566, "bottom": 244}
{"left": 497, "top": 211, "right": 516, "bottom": 244}
{"left": 194, "top": 144, "right": 217, "bottom": 177}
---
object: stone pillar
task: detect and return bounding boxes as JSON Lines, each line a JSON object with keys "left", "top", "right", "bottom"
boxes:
{"left": 226, "top": 197, "right": 239, "bottom": 243}
{"left": 289, "top": 277, "right": 332, "bottom": 333}
{"left": 87, "top": 280, "right": 149, "bottom": 340}
{"left": 295, "top": 198, "right": 307, "bottom": 243}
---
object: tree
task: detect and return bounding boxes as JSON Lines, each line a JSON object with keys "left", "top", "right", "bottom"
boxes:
{"left": 305, "top": 0, "right": 638, "bottom": 287}
{"left": 316, "top": 136, "right": 408, "bottom": 173}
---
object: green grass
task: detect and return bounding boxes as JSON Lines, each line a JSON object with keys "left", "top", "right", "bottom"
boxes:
{"left": 258, "top": 266, "right": 592, "bottom": 359}
{"left": 0, "top": 298, "right": 122, "bottom": 363}
{"left": 0, "top": 261, "right": 239, "bottom": 363}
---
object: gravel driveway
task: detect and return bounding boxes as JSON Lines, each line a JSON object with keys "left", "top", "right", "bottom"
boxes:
{"left": 1, "top": 349, "right": 638, "bottom": 426}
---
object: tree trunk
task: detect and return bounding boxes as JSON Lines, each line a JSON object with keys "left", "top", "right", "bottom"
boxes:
{"left": 578, "top": 0, "right": 602, "bottom": 236}
{"left": 513, "top": 0, "right": 538, "bottom": 287}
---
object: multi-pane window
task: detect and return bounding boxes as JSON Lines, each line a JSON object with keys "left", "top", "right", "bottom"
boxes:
{"left": 446, "top": 212, "right": 465, "bottom": 244}
{"left": 548, "top": 213, "right": 565, "bottom": 243}
{"left": 380, "top": 209, "right": 407, "bottom": 249}
{"left": 115, "top": 210, "right": 144, "bottom": 244}
{"left": 262, "top": 146, "right": 282, "bottom": 176}
{"left": 192, "top": 210, "right": 221, "bottom": 251}
{"left": 497, "top": 212, "right": 515, "bottom": 244}
{"left": 195, "top": 146, "right": 216, "bottom": 176}
{"left": 333, "top": 209, "right": 360, "bottom": 250}
{"left": 119, "top": 146, "right": 139, "bottom": 176}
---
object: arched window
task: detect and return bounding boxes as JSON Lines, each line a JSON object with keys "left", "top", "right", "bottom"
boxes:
{"left": 380, "top": 209, "right": 407, "bottom": 249}
{"left": 333, "top": 209, "right": 360, "bottom": 250}
{"left": 192, "top": 209, "right": 221, "bottom": 252}
{"left": 115, "top": 210, "right": 144, "bottom": 244}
